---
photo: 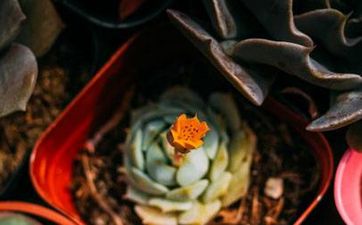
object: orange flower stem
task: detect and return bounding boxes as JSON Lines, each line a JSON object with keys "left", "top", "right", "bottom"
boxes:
{"left": 172, "top": 150, "right": 185, "bottom": 167}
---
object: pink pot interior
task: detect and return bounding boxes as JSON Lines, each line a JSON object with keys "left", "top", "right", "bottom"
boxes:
{"left": 30, "top": 25, "right": 334, "bottom": 225}
{"left": 335, "top": 149, "right": 362, "bottom": 225}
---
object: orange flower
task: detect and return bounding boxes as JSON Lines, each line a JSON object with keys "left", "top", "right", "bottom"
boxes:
{"left": 167, "top": 114, "right": 210, "bottom": 153}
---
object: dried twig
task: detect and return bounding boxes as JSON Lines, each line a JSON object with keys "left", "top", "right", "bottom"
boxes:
{"left": 84, "top": 88, "right": 135, "bottom": 152}
{"left": 81, "top": 154, "right": 124, "bottom": 225}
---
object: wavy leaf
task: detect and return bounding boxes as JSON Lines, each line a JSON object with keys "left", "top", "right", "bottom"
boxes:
{"left": 167, "top": 9, "right": 274, "bottom": 106}
{"left": 240, "top": 0, "right": 313, "bottom": 46}
{"left": 232, "top": 38, "right": 362, "bottom": 90}
{"left": 307, "top": 89, "right": 362, "bottom": 131}
{"left": 0, "top": 0, "right": 25, "bottom": 50}
{"left": 295, "top": 9, "right": 362, "bottom": 61}
{"left": 0, "top": 212, "right": 41, "bottom": 225}
{"left": 0, "top": 44, "right": 38, "bottom": 117}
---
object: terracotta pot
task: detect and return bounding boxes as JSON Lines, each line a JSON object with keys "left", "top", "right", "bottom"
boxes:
{"left": 334, "top": 148, "right": 362, "bottom": 225}
{"left": 0, "top": 201, "right": 76, "bottom": 224}
{"left": 30, "top": 25, "right": 334, "bottom": 225}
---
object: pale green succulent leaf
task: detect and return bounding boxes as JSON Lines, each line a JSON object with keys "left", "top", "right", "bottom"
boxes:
{"left": 146, "top": 143, "right": 177, "bottom": 186}
{"left": 203, "top": 127, "right": 219, "bottom": 159}
{"left": 142, "top": 120, "right": 166, "bottom": 151}
{"left": 228, "top": 127, "right": 256, "bottom": 173}
{"left": 202, "top": 172, "right": 232, "bottom": 203}
{"left": 222, "top": 160, "right": 252, "bottom": 207}
{"left": 129, "top": 129, "right": 144, "bottom": 170}
{"left": 148, "top": 198, "right": 193, "bottom": 213}
{"left": 124, "top": 186, "right": 149, "bottom": 205}
{"left": 176, "top": 147, "right": 209, "bottom": 186}
{"left": 0, "top": 212, "right": 41, "bottom": 225}
{"left": 135, "top": 205, "right": 177, "bottom": 225}
{"left": 209, "top": 93, "right": 241, "bottom": 132}
{"left": 209, "top": 136, "right": 229, "bottom": 181}
{"left": 129, "top": 167, "right": 169, "bottom": 195}
{"left": 166, "top": 179, "right": 209, "bottom": 201}
{"left": 178, "top": 200, "right": 221, "bottom": 225}
{"left": 160, "top": 132, "right": 175, "bottom": 161}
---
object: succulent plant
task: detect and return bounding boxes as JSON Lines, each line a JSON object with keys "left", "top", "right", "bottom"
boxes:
{"left": 123, "top": 87, "right": 256, "bottom": 225}
{"left": 0, "top": 212, "right": 42, "bottom": 225}
{"left": 167, "top": 0, "right": 362, "bottom": 150}
{"left": 0, "top": 0, "right": 63, "bottom": 118}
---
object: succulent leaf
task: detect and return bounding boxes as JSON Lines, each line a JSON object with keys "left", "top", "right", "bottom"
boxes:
{"left": 208, "top": 136, "right": 229, "bottom": 181}
{"left": 135, "top": 205, "right": 178, "bottom": 225}
{"left": 233, "top": 38, "right": 362, "bottom": 90}
{"left": 166, "top": 179, "right": 209, "bottom": 201}
{"left": 129, "top": 167, "right": 169, "bottom": 195}
{"left": 148, "top": 198, "right": 193, "bottom": 213}
{"left": 129, "top": 129, "right": 144, "bottom": 170}
{"left": 178, "top": 200, "right": 221, "bottom": 225}
{"left": 0, "top": 44, "right": 37, "bottom": 117}
{"left": 146, "top": 143, "right": 177, "bottom": 186}
{"left": 295, "top": 9, "right": 362, "bottom": 61}
{"left": 240, "top": 0, "right": 313, "bottom": 46}
{"left": 124, "top": 186, "right": 150, "bottom": 205}
{"left": 16, "top": 0, "right": 64, "bottom": 57}
{"left": 0, "top": 0, "right": 25, "bottom": 51}
{"left": 0, "top": 212, "right": 41, "bottom": 225}
{"left": 202, "top": 171, "right": 232, "bottom": 203}
{"left": 307, "top": 89, "right": 362, "bottom": 131}
{"left": 176, "top": 147, "right": 209, "bottom": 186}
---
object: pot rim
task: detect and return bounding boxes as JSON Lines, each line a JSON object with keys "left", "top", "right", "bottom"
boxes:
{"left": 334, "top": 148, "right": 362, "bottom": 225}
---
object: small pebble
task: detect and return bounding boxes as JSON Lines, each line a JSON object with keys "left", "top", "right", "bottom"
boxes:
{"left": 264, "top": 177, "right": 284, "bottom": 199}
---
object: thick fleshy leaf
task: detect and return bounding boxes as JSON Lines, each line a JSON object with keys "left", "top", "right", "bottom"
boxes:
{"left": 233, "top": 38, "right": 362, "bottom": 90}
{"left": 228, "top": 127, "right": 256, "bottom": 173}
{"left": 149, "top": 198, "right": 193, "bottom": 213}
{"left": 167, "top": 9, "right": 274, "bottom": 106}
{"left": 160, "top": 132, "right": 175, "bottom": 161}
{"left": 295, "top": 9, "right": 362, "bottom": 61}
{"left": 124, "top": 186, "right": 150, "bottom": 205}
{"left": 146, "top": 143, "right": 177, "bottom": 186}
{"left": 346, "top": 120, "right": 362, "bottom": 152}
{"left": 135, "top": 205, "right": 177, "bottom": 225}
{"left": 0, "top": 212, "right": 42, "bottom": 225}
{"left": 178, "top": 200, "right": 221, "bottom": 225}
{"left": 142, "top": 120, "right": 166, "bottom": 151}
{"left": 129, "top": 167, "right": 169, "bottom": 195}
{"left": 0, "top": 44, "right": 37, "bottom": 117}
{"left": 176, "top": 147, "right": 209, "bottom": 186}
{"left": 307, "top": 89, "right": 362, "bottom": 131}
{"left": 209, "top": 93, "right": 240, "bottom": 131}
{"left": 129, "top": 129, "right": 144, "bottom": 170}
{"left": 203, "top": 127, "right": 219, "bottom": 159}
{"left": 240, "top": 0, "right": 313, "bottom": 46}
{"left": 202, "top": 171, "right": 232, "bottom": 203}
{"left": 0, "top": 0, "right": 25, "bottom": 50}
{"left": 222, "top": 152, "right": 253, "bottom": 207}
{"left": 202, "top": 0, "right": 238, "bottom": 39}
{"left": 208, "top": 135, "right": 229, "bottom": 181}
{"left": 17, "top": 0, "right": 64, "bottom": 57}
{"left": 166, "top": 179, "right": 209, "bottom": 201}
{"left": 161, "top": 86, "right": 205, "bottom": 109}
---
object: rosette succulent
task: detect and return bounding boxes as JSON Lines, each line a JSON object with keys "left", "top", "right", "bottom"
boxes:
{"left": 123, "top": 87, "right": 256, "bottom": 225}
{"left": 167, "top": 0, "right": 362, "bottom": 150}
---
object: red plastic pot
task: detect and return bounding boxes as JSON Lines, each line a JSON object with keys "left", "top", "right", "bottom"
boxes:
{"left": 30, "top": 25, "right": 334, "bottom": 225}
{"left": 0, "top": 201, "right": 76, "bottom": 224}
{"left": 334, "top": 148, "right": 362, "bottom": 225}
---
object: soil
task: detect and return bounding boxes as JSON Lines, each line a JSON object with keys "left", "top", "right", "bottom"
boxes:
{"left": 0, "top": 29, "right": 92, "bottom": 195}
{"left": 72, "top": 59, "right": 319, "bottom": 225}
